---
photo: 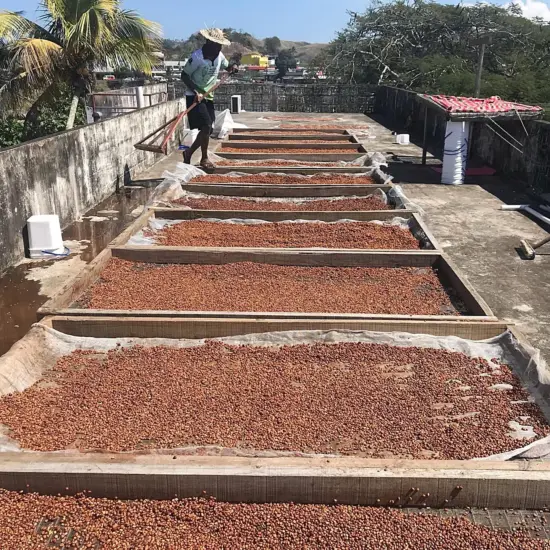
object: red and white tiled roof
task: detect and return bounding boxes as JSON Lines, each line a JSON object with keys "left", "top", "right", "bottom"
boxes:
{"left": 425, "top": 94, "right": 542, "bottom": 114}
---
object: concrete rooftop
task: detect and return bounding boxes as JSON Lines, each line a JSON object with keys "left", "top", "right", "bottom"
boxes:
{"left": 1, "top": 111, "right": 550, "bottom": 365}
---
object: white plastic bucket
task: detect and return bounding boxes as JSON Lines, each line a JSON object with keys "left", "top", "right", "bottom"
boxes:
{"left": 395, "top": 134, "right": 410, "bottom": 145}
{"left": 441, "top": 121, "right": 469, "bottom": 185}
{"left": 28, "top": 215, "right": 64, "bottom": 259}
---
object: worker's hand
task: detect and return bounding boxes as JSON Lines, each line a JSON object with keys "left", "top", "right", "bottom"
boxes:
{"left": 195, "top": 92, "right": 204, "bottom": 103}
{"left": 228, "top": 64, "right": 239, "bottom": 74}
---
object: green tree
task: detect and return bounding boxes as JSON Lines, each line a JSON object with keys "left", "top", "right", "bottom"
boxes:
{"left": 230, "top": 52, "right": 243, "bottom": 66}
{"left": 275, "top": 47, "right": 297, "bottom": 80}
{"left": 264, "top": 36, "right": 281, "bottom": 55}
{"left": 320, "top": 0, "right": 550, "bottom": 103}
{"left": 0, "top": 0, "right": 161, "bottom": 137}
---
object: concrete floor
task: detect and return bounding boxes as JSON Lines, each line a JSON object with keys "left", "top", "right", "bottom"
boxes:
{"left": 2, "top": 111, "right": 550, "bottom": 364}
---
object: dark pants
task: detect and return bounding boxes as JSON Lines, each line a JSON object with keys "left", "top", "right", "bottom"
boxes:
{"left": 186, "top": 96, "right": 215, "bottom": 131}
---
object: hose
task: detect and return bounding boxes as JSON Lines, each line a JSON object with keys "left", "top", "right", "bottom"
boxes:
{"left": 40, "top": 246, "right": 71, "bottom": 258}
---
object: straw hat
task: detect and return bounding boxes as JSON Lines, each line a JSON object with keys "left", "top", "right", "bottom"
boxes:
{"left": 199, "top": 28, "right": 231, "bottom": 46}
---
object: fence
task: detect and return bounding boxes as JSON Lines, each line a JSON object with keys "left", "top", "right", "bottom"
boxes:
{"left": 91, "top": 84, "right": 168, "bottom": 120}
{"left": 171, "top": 82, "right": 376, "bottom": 113}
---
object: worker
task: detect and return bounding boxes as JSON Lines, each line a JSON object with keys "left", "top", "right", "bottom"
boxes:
{"left": 181, "top": 28, "right": 238, "bottom": 171}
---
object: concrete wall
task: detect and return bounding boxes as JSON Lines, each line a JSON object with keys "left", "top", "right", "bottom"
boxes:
{"left": 374, "top": 86, "right": 447, "bottom": 157}
{"left": 92, "top": 83, "right": 168, "bottom": 119}
{"left": 471, "top": 119, "right": 550, "bottom": 193}
{"left": 173, "top": 82, "right": 376, "bottom": 113}
{"left": 375, "top": 86, "right": 550, "bottom": 193}
{"left": 0, "top": 97, "right": 185, "bottom": 273}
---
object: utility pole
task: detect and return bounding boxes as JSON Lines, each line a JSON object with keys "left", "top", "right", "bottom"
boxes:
{"left": 472, "top": 35, "right": 492, "bottom": 97}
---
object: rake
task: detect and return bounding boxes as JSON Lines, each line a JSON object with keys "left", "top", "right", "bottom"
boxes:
{"left": 134, "top": 73, "right": 231, "bottom": 155}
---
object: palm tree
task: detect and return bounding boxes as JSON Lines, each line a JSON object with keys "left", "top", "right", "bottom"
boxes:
{"left": 0, "top": 1, "right": 161, "bottom": 133}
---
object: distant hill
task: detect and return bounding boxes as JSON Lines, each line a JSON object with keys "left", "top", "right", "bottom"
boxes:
{"left": 163, "top": 33, "right": 326, "bottom": 65}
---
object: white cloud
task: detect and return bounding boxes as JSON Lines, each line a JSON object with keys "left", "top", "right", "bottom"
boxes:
{"left": 506, "top": 0, "right": 550, "bottom": 20}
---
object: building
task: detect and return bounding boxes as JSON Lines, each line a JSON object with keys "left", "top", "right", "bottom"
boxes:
{"left": 241, "top": 52, "right": 269, "bottom": 68}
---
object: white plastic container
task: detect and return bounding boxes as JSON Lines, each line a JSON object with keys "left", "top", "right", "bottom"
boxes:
{"left": 27, "top": 215, "right": 64, "bottom": 259}
{"left": 441, "top": 121, "right": 470, "bottom": 185}
{"left": 395, "top": 134, "right": 410, "bottom": 145}
{"left": 182, "top": 129, "right": 199, "bottom": 148}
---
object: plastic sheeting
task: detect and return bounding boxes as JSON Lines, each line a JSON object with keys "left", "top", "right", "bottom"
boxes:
{"left": 0, "top": 325, "right": 549, "bottom": 459}
{"left": 145, "top": 163, "right": 206, "bottom": 207}
{"left": 212, "top": 109, "right": 247, "bottom": 139}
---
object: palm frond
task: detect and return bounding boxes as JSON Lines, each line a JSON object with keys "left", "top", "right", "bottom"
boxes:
{"left": 43, "top": 0, "right": 115, "bottom": 25}
{"left": 0, "top": 10, "right": 60, "bottom": 45}
{"left": 10, "top": 38, "right": 62, "bottom": 81}
{"left": 0, "top": 70, "right": 50, "bottom": 113}
{"left": 106, "top": 38, "right": 159, "bottom": 74}
{"left": 104, "top": 9, "right": 162, "bottom": 74}
{"left": 115, "top": 10, "right": 162, "bottom": 46}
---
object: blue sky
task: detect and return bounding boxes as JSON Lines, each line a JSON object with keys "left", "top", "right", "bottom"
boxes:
{"left": 4, "top": 0, "right": 550, "bottom": 42}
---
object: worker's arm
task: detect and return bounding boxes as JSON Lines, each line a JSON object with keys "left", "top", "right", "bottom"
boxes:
{"left": 181, "top": 55, "right": 206, "bottom": 101}
{"left": 221, "top": 54, "right": 239, "bottom": 74}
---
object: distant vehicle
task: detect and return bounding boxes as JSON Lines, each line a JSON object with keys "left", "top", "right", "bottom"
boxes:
{"left": 103, "top": 75, "right": 116, "bottom": 81}
{"left": 153, "top": 76, "right": 167, "bottom": 82}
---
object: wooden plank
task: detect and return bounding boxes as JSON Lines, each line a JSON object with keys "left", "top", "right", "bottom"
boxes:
{"left": 220, "top": 142, "right": 363, "bottom": 150}
{"left": 1, "top": 453, "right": 550, "bottom": 508}
{"left": 151, "top": 208, "right": 414, "bottom": 223}
{"left": 437, "top": 255, "right": 494, "bottom": 317}
{"left": 38, "top": 309, "right": 499, "bottom": 321}
{"left": 49, "top": 316, "right": 510, "bottom": 340}
{"left": 183, "top": 183, "right": 392, "bottom": 198}
{"left": 216, "top": 152, "right": 365, "bottom": 162}
{"left": 108, "top": 209, "right": 153, "bottom": 248}
{"left": 110, "top": 247, "right": 440, "bottom": 267}
{"left": 36, "top": 248, "right": 113, "bottom": 319}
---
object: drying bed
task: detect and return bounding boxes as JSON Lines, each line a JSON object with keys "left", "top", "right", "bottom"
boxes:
{"left": 1, "top": 323, "right": 550, "bottom": 508}
{"left": 220, "top": 147, "right": 360, "bottom": 154}
{"left": 38, "top": 248, "right": 494, "bottom": 321}
{"left": 231, "top": 130, "right": 351, "bottom": 137}
{"left": 214, "top": 166, "right": 377, "bottom": 175}
{"left": 227, "top": 139, "right": 351, "bottom": 144}
{"left": 125, "top": 205, "right": 434, "bottom": 250}
{"left": 216, "top": 151, "right": 366, "bottom": 162}
{"left": 78, "top": 261, "right": 461, "bottom": 316}
{"left": 182, "top": 168, "right": 395, "bottom": 198}
{"left": 280, "top": 124, "right": 369, "bottom": 129}
{"left": 233, "top": 128, "right": 351, "bottom": 135}
{"left": 229, "top": 136, "right": 354, "bottom": 142}
{"left": 2, "top": 492, "right": 549, "bottom": 549}
{"left": 216, "top": 160, "right": 358, "bottom": 167}
{"left": 141, "top": 220, "right": 423, "bottom": 250}
{"left": 190, "top": 174, "right": 377, "bottom": 185}
{"left": 265, "top": 115, "right": 343, "bottom": 121}
{"left": 173, "top": 195, "right": 392, "bottom": 211}
{"left": 0, "top": 337, "right": 546, "bottom": 458}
